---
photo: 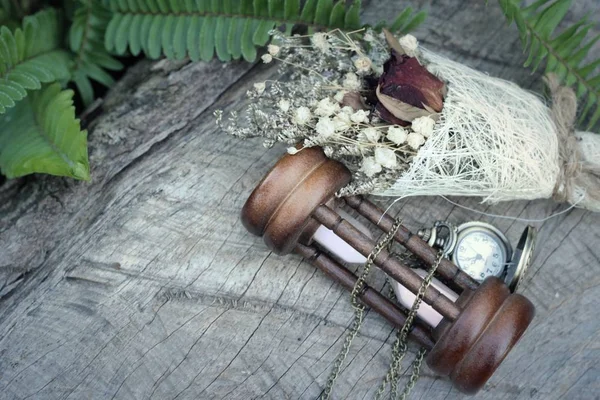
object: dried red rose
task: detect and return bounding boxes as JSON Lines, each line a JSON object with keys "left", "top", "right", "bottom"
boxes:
{"left": 376, "top": 50, "right": 446, "bottom": 125}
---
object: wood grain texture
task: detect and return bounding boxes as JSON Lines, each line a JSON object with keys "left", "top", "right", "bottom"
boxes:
{"left": 1, "top": 1, "right": 599, "bottom": 399}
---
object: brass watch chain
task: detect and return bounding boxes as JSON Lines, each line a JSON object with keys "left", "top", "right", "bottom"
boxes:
{"left": 321, "top": 217, "right": 443, "bottom": 400}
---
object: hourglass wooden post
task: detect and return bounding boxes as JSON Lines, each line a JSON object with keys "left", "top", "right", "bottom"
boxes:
{"left": 241, "top": 147, "right": 535, "bottom": 395}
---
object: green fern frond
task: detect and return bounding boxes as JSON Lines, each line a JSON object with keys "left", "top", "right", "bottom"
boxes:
{"left": 388, "top": 7, "right": 427, "bottom": 34}
{"left": 0, "top": 8, "right": 72, "bottom": 114}
{"left": 104, "top": 0, "right": 425, "bottom": 62}
{"left": 499, "top": 0, "right": 600, "bottom": 129}
{"left": 0, "top": 83, "right": 89, "bottom": 180}
{"left": 0, "top": 0, "right": 20, "bottom": 28}
{"left": 69, "top": 0, "right": 123, "bottom": 106}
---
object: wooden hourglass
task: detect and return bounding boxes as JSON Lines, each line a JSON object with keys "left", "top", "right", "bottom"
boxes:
{"left": 241, "top": 147, "right": 535, "bottom": 395}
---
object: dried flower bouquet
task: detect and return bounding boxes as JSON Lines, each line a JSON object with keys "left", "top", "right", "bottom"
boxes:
{"left": 216, "top": 29, "right": 600, "bottom": 211}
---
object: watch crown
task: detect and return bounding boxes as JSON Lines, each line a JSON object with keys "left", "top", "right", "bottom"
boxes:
{"left": 418, "top": 228, "right": 432, "bottom": 242}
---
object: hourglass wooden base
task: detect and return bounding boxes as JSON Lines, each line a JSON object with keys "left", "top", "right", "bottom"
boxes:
{"left": 241, "top": 147, "right": 535, "bottom": 395}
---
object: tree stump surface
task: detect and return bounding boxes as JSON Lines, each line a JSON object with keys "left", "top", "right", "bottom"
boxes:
{"left": 1, "top": 1, "right": 599, "bottom": 399}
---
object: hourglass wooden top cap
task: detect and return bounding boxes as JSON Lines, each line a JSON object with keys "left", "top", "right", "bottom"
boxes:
{"left": 241, "top": 146, "right": 352, "bottom": 254}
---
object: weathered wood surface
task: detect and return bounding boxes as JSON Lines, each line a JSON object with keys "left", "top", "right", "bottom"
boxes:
{"left": 1, "top": 1, "right": 599, "bottom": 399}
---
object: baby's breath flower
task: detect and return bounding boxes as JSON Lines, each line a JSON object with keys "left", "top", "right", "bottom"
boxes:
{"left": 359, "top": 127, "right": 381, "bottom": 143}
{"left": 315, "top": 97, "right": 340, "bottom": 117}
{"left": 287, "top": 146, "right": 299, "bottom": 155}
{"left": 407, "top": 131, "right": 425, "bottom": 150}
{"left": 261, "top": 54, "right": 273, "bottom": 64}
{"left": 411, "top": 116, "right": 436, "bottom": 137}
{"left": 278, "top": 99, "right": 291, "bottom": 112}
{"left": 333, "top": 112, "right": 352, "bottom": 132}
{"left": 399, "top": 34, "right": 419, "bottom": 57}
{"left": 267, "top": 44, "right": 280, "bottom": 56}
{"left": 311, "top": 32, "right": 330, "bottom": 53}
{"left": 334, "top": 90, "right": 347, "bottom": 104}
{"left": 387, "top": 126, "right": 408, "bottom": 145}
{"left": 354, "top": 56, "right": 372, "bottom": 74}
{"left": 375, "top": 147, "right": 397, "bottom": 168}
{"left": 361, "top": 157, "right": 382, "bottom": 177}
{"left": 254, "top": 82, "right": 266, "bottom": 95}
{"left": 293, "top": 106, "right": 312, "bottom": 125}
{"left": 316, "top": 117, "right": 336, "bottom": 138}
{"left": 340, "top": 106, "right": 354, "bottom": 115}
{"left": 342, "top": 72, "right": 361, "bottom": 90}
{"left": 350, "top": 110, "right": 370, "bottom": 124}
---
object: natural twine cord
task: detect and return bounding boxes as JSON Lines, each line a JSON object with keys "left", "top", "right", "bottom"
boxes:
{"left": 321, "top": 217, "right": 443, "bottom": 400}
{"left": 546, "top": 74, "right": 600, "bottom": 208}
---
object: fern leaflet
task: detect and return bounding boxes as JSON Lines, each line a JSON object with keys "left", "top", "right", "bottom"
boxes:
{"left": 499, "top": 0, "right": 600, "bottom": 129}
{"left": 69, "top": 0, "right": 123, "bottom": 106}
{"left": 0, "top": 8, "right": 72, "bottom": 114}
{"left": 0, "top": 83, "right": 89, "bottom": 180}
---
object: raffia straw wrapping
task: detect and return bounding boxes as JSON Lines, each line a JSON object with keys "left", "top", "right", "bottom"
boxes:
{"left": 376, "top": 48, "right": 600, "bottom": 210}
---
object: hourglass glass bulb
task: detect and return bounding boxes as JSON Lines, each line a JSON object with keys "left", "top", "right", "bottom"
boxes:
{"left": 392, "top": 270, "right": 458, "bottom": 327}
{"left": 311, "top": 209, "right": 373, "bottom": 265}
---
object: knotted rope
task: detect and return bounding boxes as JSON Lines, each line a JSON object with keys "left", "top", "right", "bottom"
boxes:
{"left": 547, "top": 74, "right": 600, "bottom": 210}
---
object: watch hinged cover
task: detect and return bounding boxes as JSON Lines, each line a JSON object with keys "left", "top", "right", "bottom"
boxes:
{"left": 505, "top": 225, "right": 536, "bottom": 292}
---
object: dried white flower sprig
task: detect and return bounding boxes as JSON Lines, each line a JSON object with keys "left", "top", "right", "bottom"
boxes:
{"left": 215, "top": 29, "right": 439, "bottom": 195}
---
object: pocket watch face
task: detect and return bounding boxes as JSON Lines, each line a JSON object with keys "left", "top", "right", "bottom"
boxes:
{"left": 453, "top": 226, "right": 510, "bottom": 282}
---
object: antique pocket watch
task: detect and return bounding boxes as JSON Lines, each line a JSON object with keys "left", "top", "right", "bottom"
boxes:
{"left": 418, "top": 221, "right": 536, "bottom": 291}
